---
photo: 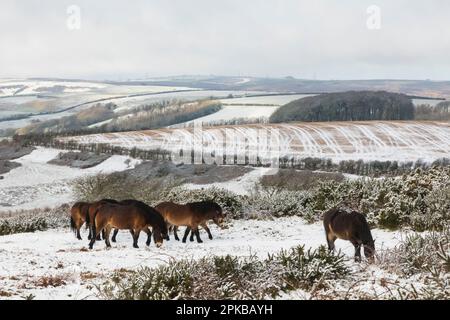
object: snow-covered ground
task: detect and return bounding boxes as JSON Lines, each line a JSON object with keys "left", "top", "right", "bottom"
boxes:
{"left": 0, "top": 148, "right": 141, "bottom": 210}
{"left": 0, "top": 217, "right": 406, "bottom": 300}
{"left": 183, "top": 167, "right": 273, "bottom": 195}
{"left": 218, "top": 94, "right": 315, "bottom": 106}
{"left": 0, "top": 79, "right": 107, "bottom": 97}
{"left": 176, "top": 105, "right": 278, "bottom": 127}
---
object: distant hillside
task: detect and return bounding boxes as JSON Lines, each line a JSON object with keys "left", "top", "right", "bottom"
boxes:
{"left": 269, "top": 91, "right": 414, "bottom": 123}
{"left": 129, "top": 76, "right": 450, "bottom": 98}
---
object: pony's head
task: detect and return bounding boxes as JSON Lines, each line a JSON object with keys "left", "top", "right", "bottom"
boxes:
{"left": 152, "top": 225, "right": 167, "bottom": 248}
{"left": 210, "top": 202, "right": 225, "bottom": 229}
{"left": 363, "top": 239, "right": 376, "bottom": 263}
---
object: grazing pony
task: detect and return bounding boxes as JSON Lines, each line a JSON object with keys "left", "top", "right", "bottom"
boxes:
{"left": 88, "top": 200, "right": 167, "bottom": 249}
{"left": 70, "top": 201, "right": 91, "bottom": 240}
{"left": 323, "top": 208, "right": 375, "bottom": 263}
{"left": 155, "top": 201, "right": 225, "bottom": 243}
{"left": 111, "top": 199, "right": 154, "bottom": 244}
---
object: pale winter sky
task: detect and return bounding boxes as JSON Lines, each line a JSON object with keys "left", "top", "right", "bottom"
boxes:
{"left": 1, "top": 0, "right": 449, "bottom": 80}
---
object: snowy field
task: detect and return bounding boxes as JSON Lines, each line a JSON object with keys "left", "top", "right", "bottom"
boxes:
{"left": 175, "top": 105, "right": 279, "bottom": 126}
{"left": 66, "top": 121, "right": 450, "bottom": 163}
{"left": 219, "top": 94, "right": 315, "bottom": 106}
{"left": 0, "top": 79, "right": 107, "bottom": 97}
{"left": 0, "top": 148, "right": 141, "bottom": 210}
{"left": 0, "top": 217, "right": 406, "bottom": 300}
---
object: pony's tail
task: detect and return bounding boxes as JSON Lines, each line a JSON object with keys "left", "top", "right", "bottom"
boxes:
{"left": 90, "top": 208, "right": 100, "bottom": 240}
{"left": 70, "top": 216, "right": 77, "bottom": 236}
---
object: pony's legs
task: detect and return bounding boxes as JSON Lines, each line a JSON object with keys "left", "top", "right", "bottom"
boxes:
{"left": 111, "top": 229, "right": 119, "bottom": 242}
{"left": 201, "top": 222, "right": 213, "bottom": 240}
{"left": 74, "top": 218, "right": 83, "bottom": 240}
{"left": 144, "top": 228, "right": 152, "bottom": 246}
{"left": 173, "top": 226, "right": 180, "bottom": 241}
{"left": 165, "top": 225, "right": 171, "bottom": 241}
{"left": 182, "top": 227, "right": 191, "bottom": 243}
{"left": 351, "top": 239, "right": 362, "bottom": 262}
{"left": 97, "top": 229, "right": 103, "bottom": 241}
{"left": 76, "top": 227, "right": 82, "bottom": 241}
{"left": 89, "top": 220, "right": 106, "bottom": 249}
{"left": 132, "top": 229, "right": 141, "bottom": 248}
{"left": 193, "top": 227, "right": 203, "bottom": 243}
{"left": 104, "top": 226, "right": 112, "bottom": 248}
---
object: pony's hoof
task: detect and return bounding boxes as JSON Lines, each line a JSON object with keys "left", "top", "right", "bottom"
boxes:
{"left": 111, "top": 239, "right": 116, "bottom": 243}
{"left": 197, "top": 240, "right": 203, "bottom": 244}
{"left": 208, "top": 236, "right": 213, "bottom": 240}
{"left": 133, "top": 245, "right": 139, "bottom": 249}
{"left": 77, "top": 237, "right": 82, "bottom": 241}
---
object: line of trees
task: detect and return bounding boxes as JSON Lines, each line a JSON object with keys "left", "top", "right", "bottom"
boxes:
{"left": 414, "top": 101, "right": 450, "bottom": 121}
{"left": 14, "top": 100, "right": 222, "bottom": 136}
{"left": 270, "top": 91, "right": 415, "bottom": 123}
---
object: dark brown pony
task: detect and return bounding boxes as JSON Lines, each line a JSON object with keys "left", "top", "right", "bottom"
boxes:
{"left": 323, "top": 208, "right": 375, "bottom": 263}
{"left": 88, "top": 200, "right": 168, "bottom": 249}
{"left": 70, "top": 201, "right": 90, "bottom": 240}
{"left": 155, "top": 201, "right": 225, "bottom": 243}
{"left": 111, "top": 199, "right": 154, "bottom": 245}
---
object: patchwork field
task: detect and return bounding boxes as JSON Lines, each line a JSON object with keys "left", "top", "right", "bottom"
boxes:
{"left": 65, "top": 121, "right": 450, "bottom": 163}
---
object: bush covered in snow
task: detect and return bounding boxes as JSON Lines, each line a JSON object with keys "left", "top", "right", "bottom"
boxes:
{"left": 379, "top": 227, "right": 449, "bottom": 276}
{"left": 0, "top": 205, "right": 69, "bottom": 236}
{"left": 97, "top": 245, "right": 349, "bottom": 300}
{"left": 73, "top": 173, "right": 183, "bottom": 205}
{"left": 306, "top": 167, "right": 450, "bottom": 230}
{"left": 245, "top": 185, "right": 312, "bottom": 220}
{"left": 72, "top": 166, "right": 449, "bottom": 231}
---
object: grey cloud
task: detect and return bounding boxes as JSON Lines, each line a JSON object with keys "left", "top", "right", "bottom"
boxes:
{"left": 0, "top": 0, "right": 449, "bottom": 80}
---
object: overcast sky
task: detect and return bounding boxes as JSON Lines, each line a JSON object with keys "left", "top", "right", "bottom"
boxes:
{"left": 1, "top": 0, "right": 449, "bottom": 81}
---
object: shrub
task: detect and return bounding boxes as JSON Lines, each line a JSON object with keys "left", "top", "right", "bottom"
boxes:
{"left": 245, "top": 185, "right": 312, "bottom": 220}
{"left": 305, "top": 167, "right": 450, "bottom": 230}
{"left": 0, "top": 205, "right": 69, "bottom": 236}
{"left": 268, "top": 245, "right": 349, "bottom": 290}
{"left": 97, "top": 245, "right": 349, "bottom": 300}
{"left": 379, "top": 227, "right": 450, "bottom": 276}
{"left": 73, "top": 173, "right": 183, "bottom": 205}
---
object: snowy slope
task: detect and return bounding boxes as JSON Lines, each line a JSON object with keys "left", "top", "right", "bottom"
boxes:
{"left": 66, "top": 121, "right": 450, "bottom": 163}
{"left": 0, "top": 148, "right": 141, "bottom": 210}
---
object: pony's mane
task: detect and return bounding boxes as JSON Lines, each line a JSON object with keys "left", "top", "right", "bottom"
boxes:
{"left": 188, "top": 201, "right": 221, "bottom": 213}
{"left": 122, "top": 200, "right": 167, "bottom": 231}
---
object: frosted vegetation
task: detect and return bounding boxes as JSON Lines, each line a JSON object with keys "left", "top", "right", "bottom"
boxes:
{"left": 70, "top": 166, "right": 449, "bottom": 231}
